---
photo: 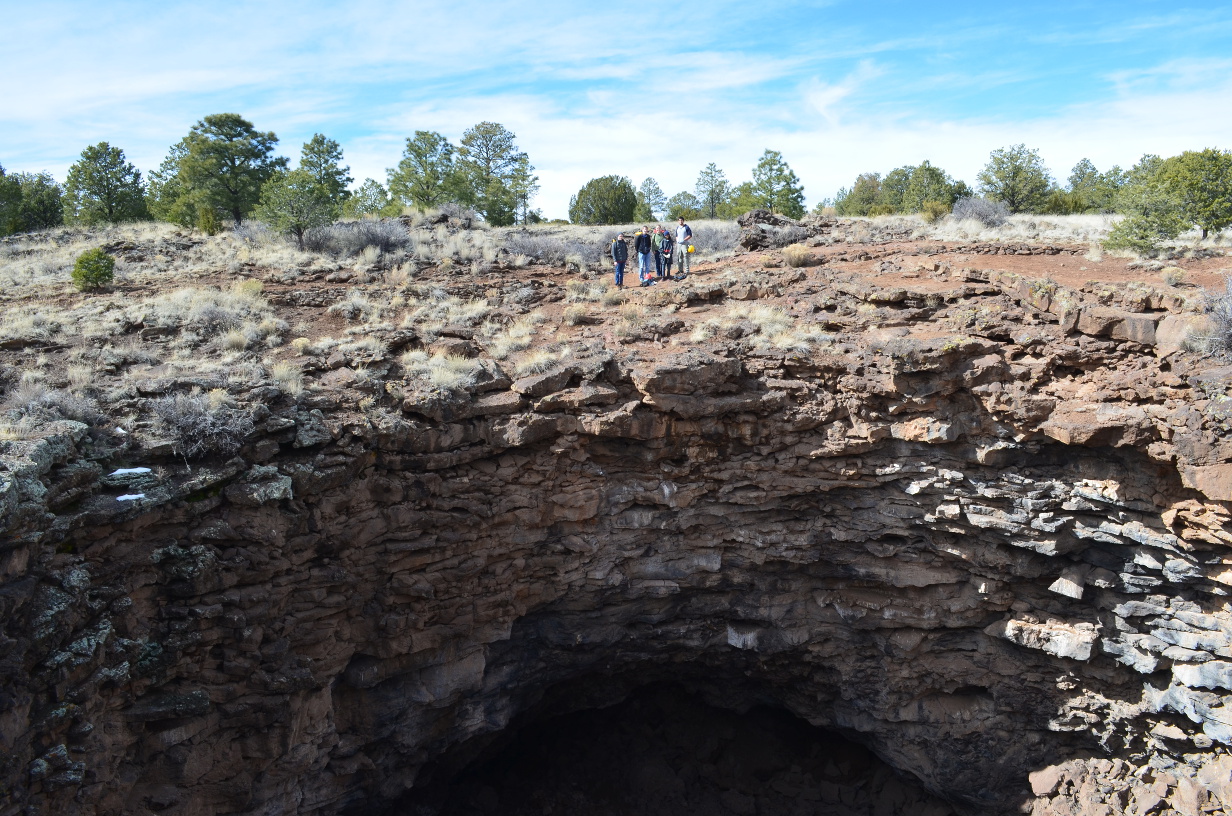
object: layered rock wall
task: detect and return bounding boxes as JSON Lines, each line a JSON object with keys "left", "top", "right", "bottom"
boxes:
{"left": 4, "top": 269, "right": 1232, "bottom": 816}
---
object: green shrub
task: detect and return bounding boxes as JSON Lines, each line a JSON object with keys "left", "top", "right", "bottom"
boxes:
{"left": 197, "top": 207, "right": 220, "bottom": 236}
{"left": 71, "top": 248, "right": 115, "bottom": 292}
{"left": 867, "top": 204, "right": 898, "bottom": 216}
{"left": 1103, "top": 211, "right": 1183, "bottom": 255}
{"left": 920, "top": 200, "right": 949, "bottom": 223}
{"left": 1041, "top": 190, "right": 1087, "bottom": 215}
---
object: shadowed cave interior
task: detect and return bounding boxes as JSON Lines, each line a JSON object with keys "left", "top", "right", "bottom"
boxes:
{"left": 389, "top": 682, "right": 960, "bottom": 816}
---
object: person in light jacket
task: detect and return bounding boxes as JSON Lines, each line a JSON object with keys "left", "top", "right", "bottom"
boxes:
{"left": 674, "top": 217, "right": 693, "bottom": 277}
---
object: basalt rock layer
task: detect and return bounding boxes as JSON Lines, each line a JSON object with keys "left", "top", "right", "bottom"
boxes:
{"left": 4, "top": 261, "right": 1232, "bottom": 816}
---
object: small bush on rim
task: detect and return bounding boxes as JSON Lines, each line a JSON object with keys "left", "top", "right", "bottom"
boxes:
{"left": 71, "top": 248, "right": 115, "bottom": 292}
{"left": 920, "top": 200, "right": 949, "bottom": 224}
{"left": 1200, "top": 277, "right": 1232, "bottom": 353}
{"left": 303, "top": 220, "right": 411, "bottom": 256}
{"left": 951, "top": 197, "right": 1010, "bottom": 228}
{"left": 151, "top": 393, "right": 254, "bottom": 459}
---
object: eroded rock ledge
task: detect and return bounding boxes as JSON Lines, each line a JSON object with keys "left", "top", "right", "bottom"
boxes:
{"left": 4, "top": 261, "right": 1232, "bottom": 816}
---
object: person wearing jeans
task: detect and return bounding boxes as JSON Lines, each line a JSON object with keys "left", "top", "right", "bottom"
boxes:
{"left": 610, "top": 232, "right": 628, "bottom": 287}
{"left": 674, "top": 217, "right": 693, "bottom": 277}
{"left": 634, "top": 227, "right": 653, "bottom": 285}
{"left": 651, "top": 227, "right": 666, "bottom": 278}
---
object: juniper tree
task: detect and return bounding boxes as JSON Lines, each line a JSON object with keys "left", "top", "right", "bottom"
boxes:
{"left": 255, "top": 168, "right": 335, "bottom": 248}
{"left": 10, "top": 172, "right": 64, "bottom": 232}
{"left": 977, "top": 144, "right": 1052, "bottom": 213}
{"left": 0, "top": 164, "right": 22, "bottom": 235}
{"left": 901, "top": 161, "right": 960, "bottom": 213}
{"left": 718, "top": 181, "right": 762, "bottom": 219}
{"left": 1067, "top": 158, "right": 1124, "bottom": 213}
{"left": 1158, "top": 148, "right": 1232, "bottom": 238}
{"left": 147, "top": 139, "right": 197, "bottom": 227}
{"left": 666, "top": 191, "right": 703, "bottom": 221}
{"left": 1104, "top": 154, "right": 1185, "bottom": 253}
{"left": 569, "top": 175, "right": 637, "bottom": 225}
{"left": 834, "top": 173, "right": 881, "bottom": 216}
{"left": 342, "top": 178, "right": 394, "bottom": 218}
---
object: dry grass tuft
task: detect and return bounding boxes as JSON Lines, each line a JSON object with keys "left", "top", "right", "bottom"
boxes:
{"left": 0, "top": 310, "right": 62, "bottom": 343}
{"left": 400, "top": 350, "right": 483, "bottom": 389}
{"left": 327, "top": 290, "right": 381, "bottom": 323}
{"left": 482, "top": 314, "right": 542, "bottom": 359}
{"left": 1161, "top": 266, "right": 1187, "bottom": 287}
{"left": 270, "top": 361, "right": 304, "bottom": 395}
{"left": 783, "top": 244, "right": 813, "bottom": 268}
{"left": 565, "top": 280, "right": 607, "bottom": 303}
{"left": 140, "top": 286, "right": 276, "bottom": 341}
{"left": 403, "top": 295, "right": 492, "bottom": 338}
{"left": 512, "top": 348, "right": 561, "bottom": 377}
{"left": 563, "top": 305, "right": 590, "bottom": 326}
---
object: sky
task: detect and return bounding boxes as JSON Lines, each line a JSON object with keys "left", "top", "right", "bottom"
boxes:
{"left": 3, "top": 0, "right": 1232, "bottom": 219}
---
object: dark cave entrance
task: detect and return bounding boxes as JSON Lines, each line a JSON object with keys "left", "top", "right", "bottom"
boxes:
{"left": 392, "top": 683, "right": 959, "bottom": 816}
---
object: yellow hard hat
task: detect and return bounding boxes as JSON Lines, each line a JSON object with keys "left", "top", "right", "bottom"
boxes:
{"left": 687, "top": 244, "right": 695, "bottom": 253}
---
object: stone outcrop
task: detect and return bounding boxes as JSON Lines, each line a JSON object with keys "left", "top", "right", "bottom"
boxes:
{"left": 736, "top": 209, "right": 812, "bottom": 251}
{"left": 4, "top": 260, "right": 1232, "bottom": 816}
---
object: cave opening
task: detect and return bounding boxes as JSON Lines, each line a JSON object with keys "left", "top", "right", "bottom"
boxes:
{"left": 390, "top": 682, "right": 959, "bottom": 816}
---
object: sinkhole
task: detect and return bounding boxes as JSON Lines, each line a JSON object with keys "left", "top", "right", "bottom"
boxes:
{"left": 391, "top": 683, "right": 959, "bottom": 816}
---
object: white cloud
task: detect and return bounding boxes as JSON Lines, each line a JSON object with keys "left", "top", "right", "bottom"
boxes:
{"left": 5, "top": 1, "right": 1232, "bottom": 220}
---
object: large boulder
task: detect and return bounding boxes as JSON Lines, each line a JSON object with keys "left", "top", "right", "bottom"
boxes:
{"left": 736, "top": 209, "right": 808, "bottom": 252}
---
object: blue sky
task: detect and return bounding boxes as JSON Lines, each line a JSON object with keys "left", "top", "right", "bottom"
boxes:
{"left": 3, "top": 1, "right": 1231, "bottom": 218}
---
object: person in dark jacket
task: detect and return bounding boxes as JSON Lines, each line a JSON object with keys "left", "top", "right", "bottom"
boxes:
{"left": 651, "top": 226, "right": 666, "bottom": 278}
{"left": 634, "top": 227, "right": 653, "bottom": 286}
{"left": 657, "top": 227, "right": 673, "bottom": 279}
{"left": 610, "top": 233, "right": 629, "bottom": 288}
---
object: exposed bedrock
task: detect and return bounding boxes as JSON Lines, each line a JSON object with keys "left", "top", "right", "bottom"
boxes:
{"left": 5, "top": 323, "right": 1232, "bottom": 816}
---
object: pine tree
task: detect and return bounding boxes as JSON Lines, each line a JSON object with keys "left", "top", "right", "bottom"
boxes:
{"left": 299, "top": 134, "right": 352, "bottom": 211}
{"left": 694, "top": 163, "right": 729, "bottom": 219}
{"left": 64, "top": 142, "right": 149, "bottom": 225}
{"left": 752, "top": 150, "right": 805, "bottom": 218}
{"left": 635, "top": 178, "right": 666, "bottom": 221}
{"left": 387, "top": 131, "right": 459, "bottom": 209}
{"left": 456, "top": 122, "right": 538, "bottom": 223}
{"left": 177, "top": 113, "right": 288, "bottom": 225}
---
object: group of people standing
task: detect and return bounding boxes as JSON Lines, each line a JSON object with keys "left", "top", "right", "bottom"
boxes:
{"left": 609, "top": 216, "right": 694, "bottom": 288}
